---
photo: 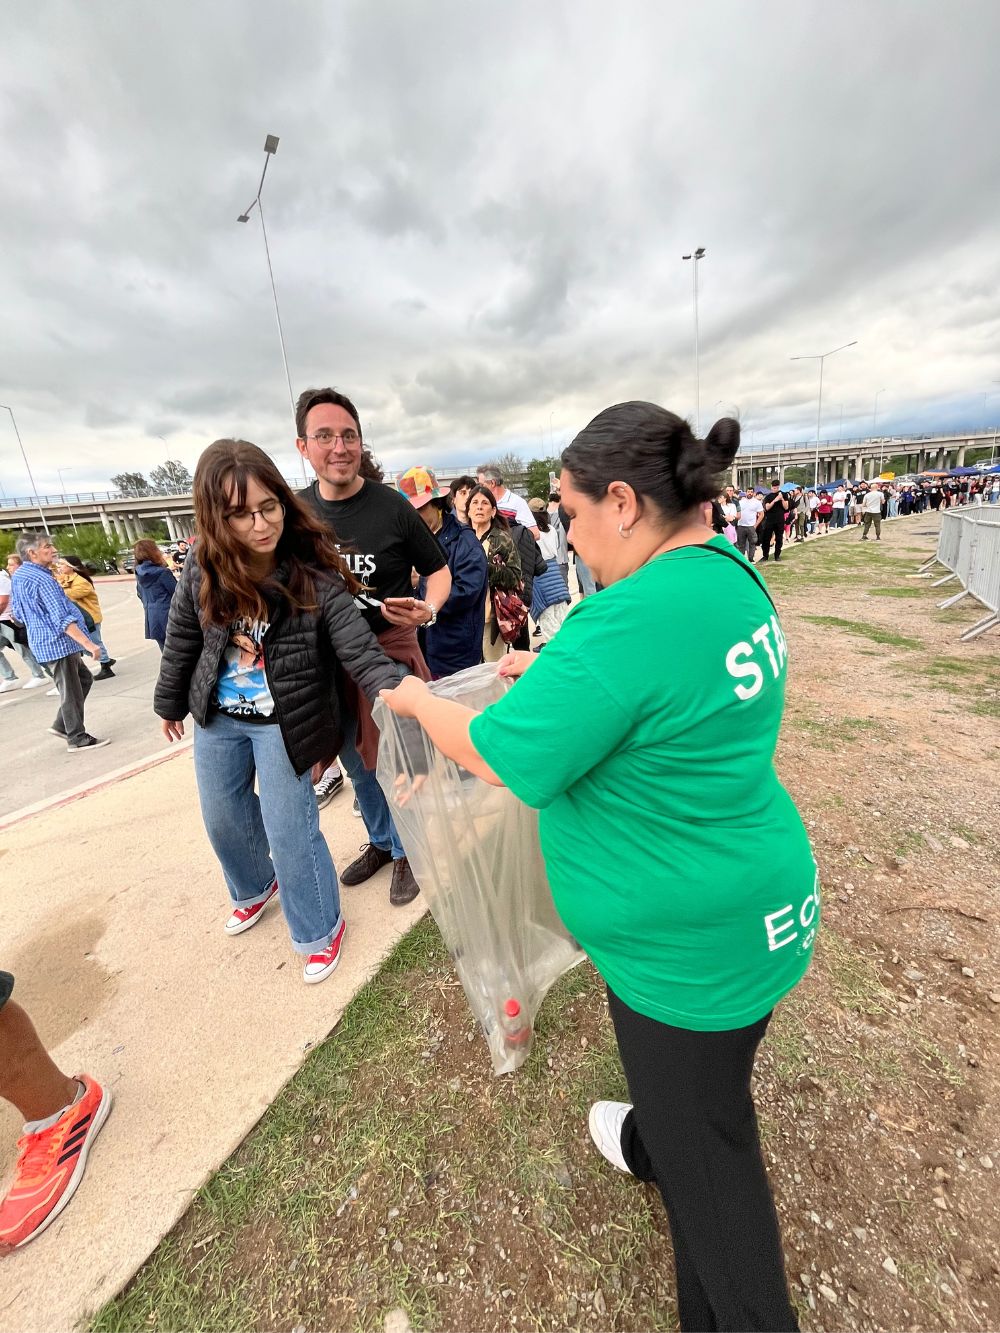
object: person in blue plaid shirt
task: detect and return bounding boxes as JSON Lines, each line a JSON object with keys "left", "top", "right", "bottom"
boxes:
{"left": 10, "top": 532, "right": 110, "bottom": 752}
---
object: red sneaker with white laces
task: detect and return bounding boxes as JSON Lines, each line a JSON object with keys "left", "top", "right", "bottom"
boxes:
{"left": 303, "top": 918, "right": 347, "bottom": 984}
{"left": 224, "top": 880, "right": 278, "bottom": 935}
{"left": 0, "top": 1073, "right": 112, "bottom": 1251}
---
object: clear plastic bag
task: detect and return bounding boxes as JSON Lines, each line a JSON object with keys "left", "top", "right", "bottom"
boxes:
{"left": 373, "top": 662, "right": 584, "bottom": 1074}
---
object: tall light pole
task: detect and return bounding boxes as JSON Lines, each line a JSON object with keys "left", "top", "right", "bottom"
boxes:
{"left": 237, "top": 133, "right": 306, "bottom": 481}
{"left": 0, "top": 403, "right": 49, "bottom": 534}
{"left": 790, "top": 341, "right": 858, "bottom": 488}
{"left": 682, "top": 247, "right": 706, "bottom": 434}
{"left": 57, "top": 467, "right": 78, "bottom": 533}
{"left": 873, "top": 388, "right": 887, "bottom": 473}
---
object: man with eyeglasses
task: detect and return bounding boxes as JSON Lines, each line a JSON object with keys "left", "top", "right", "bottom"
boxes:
{"left": 297, "top": 387, "right": 451, "bottom": 907}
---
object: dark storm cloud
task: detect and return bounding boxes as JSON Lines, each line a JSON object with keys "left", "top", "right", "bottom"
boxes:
{"left": 1, "top": 0, "right": 998, "bottom": 495}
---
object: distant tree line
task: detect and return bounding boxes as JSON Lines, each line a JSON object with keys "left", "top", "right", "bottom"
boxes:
{"left": 109, "top": 460, "right": 193, "bottom": 496}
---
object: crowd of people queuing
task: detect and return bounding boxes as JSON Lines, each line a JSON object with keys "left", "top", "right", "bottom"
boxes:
{"left": 2, "top": 389, "right": 988, "bottom": 1329}
{"left": 716, "top": 470, "right": 999, "bottom": 564}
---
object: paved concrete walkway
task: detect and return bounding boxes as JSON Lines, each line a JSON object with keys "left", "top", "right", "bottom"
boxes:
{"left": 0, "top": 748, "right": 423, "bottom": 1332}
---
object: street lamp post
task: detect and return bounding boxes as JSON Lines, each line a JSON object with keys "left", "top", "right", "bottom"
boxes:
{"left": 237, "top": 133, "right": 306, "bottom": 481}
{"left": 57, "top": 467, "right": 78, "bottom": 533}
{"left": 790, "top": 341, "right": 858, "bottom": 489}
{"left": 986, "top": 381, "right": 1000, "bottom": 469}
{"left": 873, "top": 388, "right": 887, "bottom": 474}
{"left": 681, "top": 247, "right": 706, "bottom": 434}
{"left": 0, "top": 404, "right": 49, "bottom": 534}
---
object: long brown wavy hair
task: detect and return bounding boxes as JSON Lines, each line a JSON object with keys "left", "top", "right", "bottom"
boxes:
{"left": 193, "top": 438, "right": 359, "bottom": 626}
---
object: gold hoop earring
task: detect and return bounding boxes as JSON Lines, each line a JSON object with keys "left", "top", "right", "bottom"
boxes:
{"left": 618, "top": 523, "right": 633, "bottom": 539}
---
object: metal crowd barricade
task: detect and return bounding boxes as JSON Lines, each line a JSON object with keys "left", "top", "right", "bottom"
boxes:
{"left": 916, "top": 508, "right": 1000, "bottom": 640}
{"left": 923, "top": 510, "right": 964, "bottom": 584}
{"left": 960, "top": 510, "right": 1000, "bottom": 641}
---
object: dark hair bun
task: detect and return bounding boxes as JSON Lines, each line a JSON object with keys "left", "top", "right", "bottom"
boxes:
{"left": 671, "top": 417, "right": 740, "bottom": 508}
{"left": 562, "top": 401, "right": 740, "bottom": 520}
{"left": 704, "top": 417, "right": 741, "bottom": 469}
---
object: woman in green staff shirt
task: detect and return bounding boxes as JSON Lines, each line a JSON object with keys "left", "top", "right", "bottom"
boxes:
{"left": 382, "top": 401, "right": 816, "bottom": 1332}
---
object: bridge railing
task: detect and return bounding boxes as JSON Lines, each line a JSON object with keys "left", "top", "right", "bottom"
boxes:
{"left": 919, "top": 507, "right": 1000, "bottom": 641}
{"left": 0, "top": 479, "right": 303, "bottom": 511}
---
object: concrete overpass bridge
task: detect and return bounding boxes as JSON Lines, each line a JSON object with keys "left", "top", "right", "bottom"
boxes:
{"left": 730, "top": 429, "right": 998, "bottom": 488}
{"left": 0, "top": 430, "right": 997, "bottom": 535}
{"left": 0, "top": 482, "right": 299, "bottom": 542}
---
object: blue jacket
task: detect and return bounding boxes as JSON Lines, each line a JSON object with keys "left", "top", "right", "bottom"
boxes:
{"left": 418, "top": 512, "right": 488, "bottom": 676}
{"left": 531, "top": 558, "right": 571, "bottom": 620}
{"left": 135, "top": 561, "right": 178, "bottom": 645}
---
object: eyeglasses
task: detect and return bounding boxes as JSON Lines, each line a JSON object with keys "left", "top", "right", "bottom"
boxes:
{"left": 304, "top": 429, "right": 360, "bottom": 447}
{"left": 225, "top": 499, "right": 285, "bottom": 532}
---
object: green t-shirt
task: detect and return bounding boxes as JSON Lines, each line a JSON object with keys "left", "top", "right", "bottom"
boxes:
{"left": 469, "top": 537, "right": 818, "bottom": 1031}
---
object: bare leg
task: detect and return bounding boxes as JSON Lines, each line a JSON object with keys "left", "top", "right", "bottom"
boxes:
{"left": 0, "top": 1001, "right": 77, "bottom": 1122}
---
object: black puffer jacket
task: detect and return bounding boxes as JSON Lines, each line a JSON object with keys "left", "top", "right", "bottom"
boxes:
{"left": 153, "top": 559, "right": 401, "bottom": 775}
{"left": 510, "top": 522, "right": 547, "bottom": 606}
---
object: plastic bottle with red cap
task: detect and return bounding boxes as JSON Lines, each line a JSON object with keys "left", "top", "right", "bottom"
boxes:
{"left": 499, "top": 997, "right": 531, "bottom": 1052}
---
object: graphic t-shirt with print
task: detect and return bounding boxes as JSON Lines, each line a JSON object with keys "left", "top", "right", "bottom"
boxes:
{"left": 469, "top": 537, "right": 818, "bottom": 1032}
{"left": 300, "top": 480, "right": 446, "bottom": 636}
{"left": 213, "top": 618, "right": 276, "bottom": 720}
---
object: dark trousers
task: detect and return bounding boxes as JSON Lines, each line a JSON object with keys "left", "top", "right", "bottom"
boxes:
{"left": 608, "top": 988, "right": 798, "bottom": 1332}
{"left": 44, "top": 653, "right": 92, "bottom": 744}
{"left": 759, "top": 524, "right": 784, "bottom": 561}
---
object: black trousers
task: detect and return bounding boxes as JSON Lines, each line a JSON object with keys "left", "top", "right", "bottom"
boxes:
{"left": 44, "top": 653, "right": 93, "bottom": 744}
{"left": 607, "top": 988, "right": 798, "bottom": 1332}
{"left": 759, "top": 524, "right": 784, "bottom": 561}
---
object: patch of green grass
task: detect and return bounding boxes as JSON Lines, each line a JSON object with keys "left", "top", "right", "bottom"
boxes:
{"left": 898, "top": 654, "right": 999, "bottom": 716}
{"left": 913, "top": 1034, "right": 965, "bottom": 1089}
{"left": 818, "top": 931, "right": 892, "bottom": 1020}
{"left": 801, "top": 614, "right": 924, "bottom": 650}
{"left": 894, "top": 829, "right": 925, "bottom": 858}
{"left": 92, "top": 920, "right": 677, "bottom": 1333}
{"left": 866, "top": 586, "right": 928, "bottom": 598}
{"left": 951, "top": 823, "right": 979, "bottom": 845}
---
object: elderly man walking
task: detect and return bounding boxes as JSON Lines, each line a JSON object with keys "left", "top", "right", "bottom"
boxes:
{"left": 10, "top": 532, "right": 109, "bottom": 751}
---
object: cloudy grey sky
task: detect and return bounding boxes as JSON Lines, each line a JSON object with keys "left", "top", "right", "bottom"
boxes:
{"left": 2, "top": 0, "right": 998, "bottom": 494}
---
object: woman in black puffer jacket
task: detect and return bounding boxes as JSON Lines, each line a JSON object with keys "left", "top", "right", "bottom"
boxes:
{"left": 154, "top": 439, "right": 401, "bottom": 986}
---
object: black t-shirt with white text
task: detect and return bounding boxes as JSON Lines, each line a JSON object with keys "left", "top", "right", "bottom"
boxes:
{"left": 300, "top": 480, "right": 446, "bottom": 635}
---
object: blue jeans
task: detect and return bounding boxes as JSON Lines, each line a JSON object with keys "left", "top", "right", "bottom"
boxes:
{"left": 193, "top": 713, "right": 342, "bottom": 954}
{"left": 338, "top": 694, "right": 405, "bottom": 861}
{"left": 574, "top": 554, "right": 598, "bottom": 598}
{"left": 89, "top": 623, "right": 111, "bottom": 663}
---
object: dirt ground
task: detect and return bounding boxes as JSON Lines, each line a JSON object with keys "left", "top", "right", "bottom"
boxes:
{"left": 95, "top": 512, "right": 999, "bottom": 1333}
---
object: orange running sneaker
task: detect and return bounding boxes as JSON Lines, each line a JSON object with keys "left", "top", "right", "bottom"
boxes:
{"left": 0, "top": 1073, "right": 112, "bottom": 1252}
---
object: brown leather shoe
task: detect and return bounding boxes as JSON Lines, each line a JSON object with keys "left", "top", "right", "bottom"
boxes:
{"left": 389, "top": 857, "right": 419, "bottom": 906}
{"left": 340, "top": 843, "right": 393, "bottom": 886}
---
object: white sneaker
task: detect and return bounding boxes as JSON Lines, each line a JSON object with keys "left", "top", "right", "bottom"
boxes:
{"left": 303, "top": 918, "right": 346, "bottom": 984}
{"left": 46, "top": 687, "right": 59, "bottom": 697}
{"left": 224, "top": 880, "right": 278, "bottom": 935}
{"left": 588, "top": 1101, "right": 633, "bottom": 1174}
{"left": 0, "top": 680, "right": 18, "bottom": 693}
{"left": 23, "top": 676, "right": 49, "bottom": 690}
